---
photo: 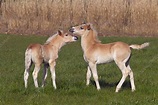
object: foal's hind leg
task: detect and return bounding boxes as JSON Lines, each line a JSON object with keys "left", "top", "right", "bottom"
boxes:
{"left": 32, "top": 64, "right": 41, "bottom": 88}
{"left": 127, "top": 65, "right": 136, "bottom": 92}
{"left": 24, "top": 69, "right": 29, "bottom": 88}
{"left": 115, "top": 61, "right": 129, "bottom": 92}
{"left": 24, "top": 67, "right": 31, "bottom": 88}
{"left": 42, "top": 63, "right": 49, "bottom": 87}
{"left": 86, "top": 66, "right": 92, "bottom": 86}
{"left": 49, "top": 61, "right": 57, "bottom": 89}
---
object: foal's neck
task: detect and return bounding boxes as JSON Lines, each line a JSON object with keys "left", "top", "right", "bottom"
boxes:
{"left": 48, "top": 36, "right": 66, "bottom": 51}
{"left": 81, "top": 30, "right": 99, "bottom": 52}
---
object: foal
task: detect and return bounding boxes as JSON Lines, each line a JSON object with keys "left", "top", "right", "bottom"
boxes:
{"left": 69, "top": 23, "right": 149, "bottom": 92}
{"left": 24, "top": 30, "right": 78, "bottom": 89}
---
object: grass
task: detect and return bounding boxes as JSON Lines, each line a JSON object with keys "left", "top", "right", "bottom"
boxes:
{"left": 0, "top": 34, "right": 158, "bottom": 105}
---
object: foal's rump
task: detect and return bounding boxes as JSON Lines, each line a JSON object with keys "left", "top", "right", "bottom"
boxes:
{"left": 25, "top": 44, "right": 43, "bottom": 64}
{"left": 26, "top": 43, "right": 58, "bottom": 64}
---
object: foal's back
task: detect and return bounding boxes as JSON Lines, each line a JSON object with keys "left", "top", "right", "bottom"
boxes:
{"left": 27, "top": 43, "right": 58, "bottom": 64}
{"left": 86, "top": 41, "right": 131, "bottom": 64}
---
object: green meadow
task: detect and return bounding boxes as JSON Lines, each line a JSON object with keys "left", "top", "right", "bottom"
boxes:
{"left": 0, "top": 34, "right": 157, "bottom": 105}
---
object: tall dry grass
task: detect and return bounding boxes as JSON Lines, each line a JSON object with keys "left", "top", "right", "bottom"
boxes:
{"left": 0, "top": 0, "right": 158, "bottom": 36}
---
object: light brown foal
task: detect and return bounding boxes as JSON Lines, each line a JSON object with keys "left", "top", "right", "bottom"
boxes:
{"left": 69, "top": 23, "right": 149, "bottom": 92}
{"left": 24, "top": 30, "right": 78, "bottom": 89}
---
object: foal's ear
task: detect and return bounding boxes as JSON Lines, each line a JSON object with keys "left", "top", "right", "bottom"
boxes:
{"left": 83, "top": 21, "right": 86, "bottom": 24}
{"left": 87, "top": 24, "right": 91, "bottom": 30}
{"left": 58, "top": 30, "right": 63, "bottom": 36}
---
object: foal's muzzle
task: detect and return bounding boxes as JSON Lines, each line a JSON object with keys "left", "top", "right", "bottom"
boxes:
{"left": 74, "top": 36, "right": 78, "bottom": 40}
{"left": 69, "top": 28, "right": 74, "bottom": 33}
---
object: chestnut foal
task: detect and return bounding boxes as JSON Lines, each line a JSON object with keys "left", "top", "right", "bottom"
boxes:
{"left": 70, "top": 23, "right": 149, "bottom": 92}
{"left": 24, "top": 30, "right": 78, "bottom": 89}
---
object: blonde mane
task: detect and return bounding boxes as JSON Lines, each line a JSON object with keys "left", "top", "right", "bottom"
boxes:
{"left": 90, "top": 25, "right": 101, "bottom": 43}
{"left": 45, "top": 33, "right": 58, "bottom": 44}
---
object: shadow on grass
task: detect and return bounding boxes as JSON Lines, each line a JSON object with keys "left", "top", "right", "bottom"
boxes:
{"left": 91, "top": 80, "right": 131, "bottom": 89}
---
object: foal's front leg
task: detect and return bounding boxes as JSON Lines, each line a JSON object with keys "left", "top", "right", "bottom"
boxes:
{"left": 89, "top": 62, "right": 100, "bottom": 90}
{"left": 49, "top": 61, "right": 57, "bottom": 89}
{"left": 86, "top": 66, "right": 92, "bottom": 86}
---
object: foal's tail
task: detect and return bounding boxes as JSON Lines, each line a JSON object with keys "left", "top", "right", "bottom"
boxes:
{"left": 129, "top": 42, "right": 149, "bottom": 50}
{"left": 24, "top": 48, "right": 32, "bottom": 88}
{"left": 25, "top": 48, "right": 32, "bottom": 70}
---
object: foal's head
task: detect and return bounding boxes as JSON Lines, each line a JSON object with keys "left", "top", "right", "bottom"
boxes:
{"left": 46, "top": 30, "right": 78, "bottom": 44}
{"left": 69, "top": 23, "right": 100, "bottom": 43}
{"left": 69, "top": 23, "right": 92, "bottom": 36}
{"left": 57, "top": 30, "right": 78, "bottom": 42}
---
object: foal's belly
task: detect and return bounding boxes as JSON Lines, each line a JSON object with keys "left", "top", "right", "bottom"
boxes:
{"left": 96, "top": 55, "right": 113, "bottom": 64}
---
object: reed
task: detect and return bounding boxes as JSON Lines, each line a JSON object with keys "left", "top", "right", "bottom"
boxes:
{"left": 0, "top": 0, "right": 157, "bottom": 36}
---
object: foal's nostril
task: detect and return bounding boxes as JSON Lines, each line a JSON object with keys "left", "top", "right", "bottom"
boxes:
{"left": 69, "top": 28, "right": 74, "bottom": 33}
{"left": 74, "top": 36, "right": 78, "bottom": 40}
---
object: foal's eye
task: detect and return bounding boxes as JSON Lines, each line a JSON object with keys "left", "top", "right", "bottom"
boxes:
{"left": 65, "top": 34, "right": 68, "bottom": 36}
{"left": 80, "top": 27, "right": 84, "bottom": 30}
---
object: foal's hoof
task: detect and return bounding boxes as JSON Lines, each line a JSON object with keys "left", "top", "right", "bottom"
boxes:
{"left": 115, "top": 88, "right": 120, "bottom": 93}
{"left": 115, "top": 90, "right": 119, "bottom": 93}
{"left": 132, "top": 89, "right": 136, "bottom": 92}
{"left": 97, "top": 87, "right": 101, "bottom": 91}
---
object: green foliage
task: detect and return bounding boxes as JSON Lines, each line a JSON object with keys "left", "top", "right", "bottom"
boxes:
{"left": 0, "top": 34, "right": 157, "bottom": 105}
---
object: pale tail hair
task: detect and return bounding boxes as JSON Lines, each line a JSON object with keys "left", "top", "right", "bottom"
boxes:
{"left": 129, "top": 42, "right": 150, "bottom": 50}
{"left": 25, "top": 48, "right": 32, "bottom": 70}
